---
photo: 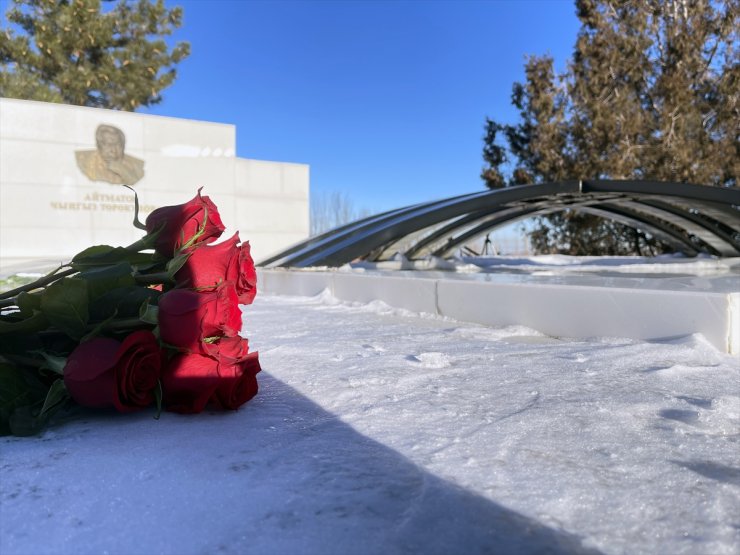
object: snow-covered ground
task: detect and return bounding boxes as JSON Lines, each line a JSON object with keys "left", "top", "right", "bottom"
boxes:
{"left": 352, "top": 253, "right": 740, "bottom": 278}
{"left": 2, "top": 290, "right": 739, "bottom": 555}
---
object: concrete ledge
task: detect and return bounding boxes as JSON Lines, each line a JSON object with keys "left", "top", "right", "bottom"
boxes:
{"left": 333, "top": 273, "right": 439, "bottom": 315}
{"left": 258, "top": 269, "right": 739, "bottom": 355}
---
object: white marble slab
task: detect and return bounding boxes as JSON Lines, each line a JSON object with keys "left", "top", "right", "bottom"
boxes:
{"left": 0, "top": 98, "right": 309, "bottom": 270}
{"left": 258, "top": 268, "right": 740, "bottom": 355}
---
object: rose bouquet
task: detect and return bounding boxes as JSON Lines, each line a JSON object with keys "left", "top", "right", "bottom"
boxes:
{"left": 0, "top": 189, "right": 261, "bottom": 436}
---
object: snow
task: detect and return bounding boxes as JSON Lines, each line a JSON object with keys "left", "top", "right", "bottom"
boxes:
{"left": 2, "top": 290, "right": 740, "bottom": 555}
{"left": 349, "top": 253, "right": 740, "bottom": 277}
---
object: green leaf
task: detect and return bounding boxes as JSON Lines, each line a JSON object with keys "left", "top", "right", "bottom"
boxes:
{"left": 79, "top": 262, "right": 136, "bottom": 301}
{"left": 0, "top": 310, "right": 49, "bottom": 335}
{"left": 71, "top": 245, "right": 156, "bottom": 271}
{"left": 8, "top": 406, "right": 44, "bottom": 437}
{"left": 38, "top": 379, "right": 68, "bottom": 419}
{"left": 139, "top": 301, "right": 159, "bottom": 325}
{"left": 131, "top": 260, "right": 163, "bottom": 273}
{"left": 0, "top": 331, "right": 45, "bottom": 358}
{"left": 0, "top": 363, "right": 35, "bottom": 412}
{"left": 1, "top": 372, "right": 69, "bottom": 436}
{"left": 7, "top": 397, "right": 67, "bottom": 437}
{"left": 40, "top": 278, "right": 89, "bottom": 340}
{"left": 30, "top": 351, "right": 67, "bottom": 375}
{"left": 136, "top": 224, "right": 165, "bottom": 252}
{"left": 71, "top": 245, "right": 120, "bottom": 267}
{"left": 16, "top": 291, "right": 42, "bottom": 318}
{"left": 0, "top": 363, "right": 44, "bottom": 436}
{"left": 165, "top": 251, "right": 191, "bottom": 280}
{"left": 80, "top": 310, "right": 119, "bottom": 343}
{"left": 89, "top": 286, "right": 160, "bottom": 321}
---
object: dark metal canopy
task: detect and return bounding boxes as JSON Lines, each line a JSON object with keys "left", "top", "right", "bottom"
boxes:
{"left": 259, "top": 180, "right": 740, "bottom": 268}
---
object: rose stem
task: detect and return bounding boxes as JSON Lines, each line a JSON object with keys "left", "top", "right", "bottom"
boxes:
{"left": 0, "top": 268, "right": 76, "bottom": 301}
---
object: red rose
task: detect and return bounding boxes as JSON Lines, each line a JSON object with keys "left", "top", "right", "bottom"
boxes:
{"left": 211, "top": 352, "right": 260, "bottom": 410}
{"left": 144, "top": 188, "right": 226, "bottom": 256}
{"left": 176, "top": 233, "right": 258, "bottom": 305}
{"left": 162, "top": 344, "right": 261, "bottom": 414}
{"left": 63, "top": 330, "right": 162, "bottom": 412}
{"left": 158, "top": 284, "right": 242, "bottom": 352}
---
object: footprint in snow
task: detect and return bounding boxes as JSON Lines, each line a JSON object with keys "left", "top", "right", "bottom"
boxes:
{"left": 406, "top": 352, "right": 451, "bottom": 369}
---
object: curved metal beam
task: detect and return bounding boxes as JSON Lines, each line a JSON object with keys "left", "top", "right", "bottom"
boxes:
{"left": 428, "top": 205, "right": 562, "bottom": 258}
{"left": 608, "top": 200, "right": 739, "bottom": 256}
{"left": 257, "top": 204, "right": 415, "bottom": 267}
{"left": 428, "top": 201, "right": 702, "bottom": 259}
{"left": 267, "top": 181, "right": 581, "bottom": 267}
{"left": 581, "top": 179, "right": 740, "bottom": 205}
{"left": 401, "top": 209, "right": 512, "bottom": 260}
{"left": 258, "top": 181, "right": 740, "bottom": 267}
{"left": 639, "top": 199, "right": 740, "bottom": 244}
{"left": 578, "top": 205, "right": 702, "bottom": 256}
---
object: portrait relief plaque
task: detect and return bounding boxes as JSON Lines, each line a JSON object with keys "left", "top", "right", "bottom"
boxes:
{"left": 75, "top": 124, "right": 145, "bottom": 186}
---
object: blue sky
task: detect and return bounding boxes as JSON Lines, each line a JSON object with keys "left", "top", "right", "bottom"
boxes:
{"left": 0, "top": 0, "right": 579, "bottom": 214}
{"left": 138, "top": 0, "right": 580, "bottom": 214}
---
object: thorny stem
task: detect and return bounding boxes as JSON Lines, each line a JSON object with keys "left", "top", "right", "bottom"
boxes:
{"left": 0, "top": 267, "right": 76, "bottom": 301}
{"left": 0, "top": 236, "right": 159, "bottom": 302}
{"left": 134, "top": 272, "right": 170, "bottom": 285}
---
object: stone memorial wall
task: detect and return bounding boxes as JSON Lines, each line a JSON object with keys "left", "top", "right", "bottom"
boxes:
{"left": 0, "top": 98, "right": 309, "bottom": 274}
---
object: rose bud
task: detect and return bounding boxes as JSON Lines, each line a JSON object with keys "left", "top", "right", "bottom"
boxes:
{"left": 144, "top": 188, "right": 225, "bottom": 256}
{"left": 176, "top": 233, "right": 257, "bottom": 305}
{"left": 162, "top": 348, "right": 261, "bottom": 414}
{"left": 63, "top": 330, "right": 162, "bottom": 412}
{"left": 201, "top": 335, "right": 251, "bottom": 362}
{"left": 158, "top": 284, "right": 243, "bottom": 353}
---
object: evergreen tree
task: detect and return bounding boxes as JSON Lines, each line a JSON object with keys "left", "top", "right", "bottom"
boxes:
{"left": 482, "top": 0, "right": 739, "bottom": 255}
{"left": 0, "top": 0, "right": 190, "bottom": 110}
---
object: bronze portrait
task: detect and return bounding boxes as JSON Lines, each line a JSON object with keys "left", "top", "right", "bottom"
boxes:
{"left": 75, "top": 124, "right": 145, "bottom": 186}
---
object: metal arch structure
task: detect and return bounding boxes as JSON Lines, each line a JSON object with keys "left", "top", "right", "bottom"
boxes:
{"left": 258, "top": 180, "right": 740, "bottom": 268}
